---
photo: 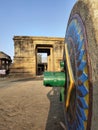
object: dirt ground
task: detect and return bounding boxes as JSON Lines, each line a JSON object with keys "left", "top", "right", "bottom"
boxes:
{"left": 0, "top": 77, "right": 65, "bottom": 130}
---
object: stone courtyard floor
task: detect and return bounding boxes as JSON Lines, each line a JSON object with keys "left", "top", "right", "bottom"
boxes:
{"left": 0, "top": 77, "right": 65, "bottom": 130}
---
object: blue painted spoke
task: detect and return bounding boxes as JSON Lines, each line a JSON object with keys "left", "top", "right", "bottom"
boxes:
{"left": 78, "top": 73, "right": 88, "bottom": 83}
{"left": 76, "top": 120, "right": 82, "bottom": 130}
{"left": 77, "top": 105, "right": 87, "bottom": 121}
{"left": 77, "top": 85, "right": 88, "bottom": 97}
{"left": 78, "top": 39, "right": 84, "bottom": 51}
{"left": 76, "top": 111, "right": 84, "bottom": 130}
{"left": 78, "top": 50, "right": 85, "bottom": 61}
{"left": 77, "top": 35, "right": 81, "bottom": 44}
{"left": 78, "top": 96, "right": 88, "bottom": 109}
{"left": 78, "top": 61, "right": 86, "bottom": 71}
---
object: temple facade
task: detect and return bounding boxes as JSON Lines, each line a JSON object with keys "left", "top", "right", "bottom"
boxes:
{"left": 11, "top": 36, "right": 64, "bottom": 76}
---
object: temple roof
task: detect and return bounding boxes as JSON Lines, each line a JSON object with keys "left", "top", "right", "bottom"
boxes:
{"left": 0, "top": 51, "right": 11, "bottom": 61}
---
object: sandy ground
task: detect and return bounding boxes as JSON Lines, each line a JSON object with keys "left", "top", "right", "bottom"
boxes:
{"left": 0, "top": 77, "right": 65, "bottom": 130}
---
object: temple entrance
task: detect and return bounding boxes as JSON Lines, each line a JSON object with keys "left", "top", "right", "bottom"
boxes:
{"left": 11, "top": 36, "right": 64, "bottom": 76}
{"left": 37, "top": 53, "right": 47, "bottom": 75}
{"left": 36, "top": 45, "right": 52, "bottom": 75}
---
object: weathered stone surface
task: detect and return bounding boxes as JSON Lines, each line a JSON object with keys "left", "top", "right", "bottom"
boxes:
{"left": 11, "top": 36, "right": 64, "bottom": 76}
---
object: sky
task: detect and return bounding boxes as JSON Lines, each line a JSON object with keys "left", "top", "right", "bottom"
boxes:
{"left": 0, "top": 0, "right": 77, "bottom": 60}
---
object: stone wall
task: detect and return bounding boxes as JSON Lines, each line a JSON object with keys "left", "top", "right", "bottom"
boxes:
{"left": 11, "top": 36, "right": 64, "bottom": 76}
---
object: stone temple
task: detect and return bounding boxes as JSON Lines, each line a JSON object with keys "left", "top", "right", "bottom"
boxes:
{"left": 11, "top": 36, "right": 64, "bottom": 76}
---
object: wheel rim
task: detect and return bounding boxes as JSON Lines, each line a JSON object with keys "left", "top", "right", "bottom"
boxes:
{"left": 65, "top": 14, "right": 92, "bottom": 130}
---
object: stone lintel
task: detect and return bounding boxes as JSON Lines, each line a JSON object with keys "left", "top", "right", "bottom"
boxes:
{"left": 13, "top": 36, "right": 64, "bottom": 42}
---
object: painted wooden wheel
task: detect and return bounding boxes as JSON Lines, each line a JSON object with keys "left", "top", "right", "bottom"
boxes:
{"left": 65, "top": 1, "right": 98, "bottom": 129}
{"left": 65, "top": 14, "right": 92, "bottom": 130}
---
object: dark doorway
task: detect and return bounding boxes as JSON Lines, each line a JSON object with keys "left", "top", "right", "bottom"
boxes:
{"left": 36, "top": 47, "right": 50, "bottom": 75}
{"left": 37, "top": 53, "right": 47, "bottom": 75}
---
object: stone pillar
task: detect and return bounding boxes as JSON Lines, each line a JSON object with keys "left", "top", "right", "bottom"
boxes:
{"left": 50, "top": 47, "right": 53, "bottom": 71}
{"left": 47, "top": 53, "right": 50, "bottom": 71}
{"left": 10, "top": 36, "right": 36, "bottom": 76}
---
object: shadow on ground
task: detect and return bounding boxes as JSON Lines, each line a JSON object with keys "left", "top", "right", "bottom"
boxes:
{"left": 45, "top": 87, "right": 65, "bottom": 130}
